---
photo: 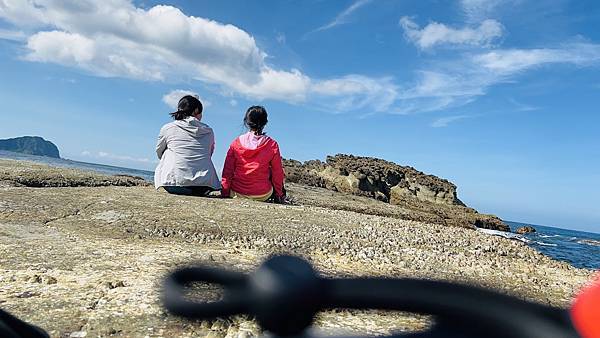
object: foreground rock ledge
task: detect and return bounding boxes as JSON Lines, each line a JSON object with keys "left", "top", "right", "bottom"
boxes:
{"left": 0, "top": 159, "right": 595, "bottom": 337}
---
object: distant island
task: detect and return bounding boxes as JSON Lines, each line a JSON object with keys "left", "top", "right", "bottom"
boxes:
{"left": 0, "top": 136, "right": 60, "bottom": 158}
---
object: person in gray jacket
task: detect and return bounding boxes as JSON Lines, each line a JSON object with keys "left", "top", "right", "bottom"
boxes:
{"left": 154, "top": 95, "right": 221, "bottom": 196}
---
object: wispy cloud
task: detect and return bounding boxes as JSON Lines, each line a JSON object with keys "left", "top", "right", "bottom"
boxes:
{"left": 509, "top": 98, "right": 540, "bottom": 112}
{"left": 399, "top": 17, "right": 503, "bottom": 49}
{"left": 392, "top": 43, "right": 600, "bottom": 114}
{"left": 310, "top": 75, "right": 398, "bottom": 113}
{"left": 431, "top": 115, "right": 470, "bottom": 128}
{"left": 309, "top": 0, "right": 372, "bottom": 34}
{"left": 275, "top": 31, "right": 286, "bottom": 44}
{"left": 0, "top": 28, "right": 27, "bottom": 41}
{"left": 460, "top": 0, "right": 517, "bottom": 22}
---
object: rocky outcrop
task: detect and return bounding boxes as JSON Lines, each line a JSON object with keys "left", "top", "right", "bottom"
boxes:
{"left": 0, "top": 136, "right": 60, "bottom": 158}
{"left": 284, "top": 154, "right": 509, "bottom": 231}
{"left": 285, "top": 155, "right": 463, "bottom": 205}
{"left": 516, "top": 226, "right": 537, "bottom": 234}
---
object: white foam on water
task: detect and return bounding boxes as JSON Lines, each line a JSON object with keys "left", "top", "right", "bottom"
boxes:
{"left": 476, "top": 228, "right": 530, "bottom": 243}
{"left": 538, "top": 234, "right": 560, "bottom": 238}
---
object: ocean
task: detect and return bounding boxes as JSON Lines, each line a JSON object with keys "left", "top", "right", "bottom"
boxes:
{"left": 0, "top": 150, "right": 155, "bottom": 181}
{"left": 1, "top": 151, "right": 598, "bottom": 270}
{"left": 504, "top": 222, "right": 599, "bottom": 270}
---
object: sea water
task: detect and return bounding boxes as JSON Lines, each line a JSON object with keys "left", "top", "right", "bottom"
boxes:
{"left": 1, "top": 151, "right": 598, "bottom": 270}
{"left": 505, "top": 221, "right": 599, "bottom": 270}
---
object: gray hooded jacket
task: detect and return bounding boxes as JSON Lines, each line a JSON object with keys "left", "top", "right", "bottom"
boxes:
{"left": 154, "top": 117, "right": 221, "bottom": 190}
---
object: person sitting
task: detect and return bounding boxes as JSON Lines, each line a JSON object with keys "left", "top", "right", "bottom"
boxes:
{"left": 221, "top": 106, "right": 285, "bottom": 203}
{"left": 154, "top": 95, "right": 221, "bottom": 196}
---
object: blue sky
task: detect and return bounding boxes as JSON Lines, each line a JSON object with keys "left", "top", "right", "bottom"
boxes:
{"left": 0, "top": 0, "right": 599, "bottom": 232}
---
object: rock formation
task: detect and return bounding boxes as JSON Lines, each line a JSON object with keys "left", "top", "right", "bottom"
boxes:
{"left": 0, "top": 136, "right": 60, "bottom": 158}
{"left": 284, "top": 154, "right": 509, "bottom": 231}
{"left": 516, "top": 226, "right": 537, "bottom": 234}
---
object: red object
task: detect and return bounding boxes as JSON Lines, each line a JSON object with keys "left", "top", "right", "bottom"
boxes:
{"left": 221, "top": 136, "right": 285, "bottom": 198}
{"left": 571, "top": 275, "right": 600, "bottom": 338}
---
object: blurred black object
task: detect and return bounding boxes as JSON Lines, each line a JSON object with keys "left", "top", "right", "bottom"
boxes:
{"left": 163, "top": 255, "right": 581, "bottom": 338}
{"left": 0, "top": 308, "right": 49, "bottom": 338}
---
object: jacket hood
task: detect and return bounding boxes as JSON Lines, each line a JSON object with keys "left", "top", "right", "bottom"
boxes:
{"left": 172, "top": 117, "right": 213, "bottom": 137}
{"left": 234, "top": 132, "right": 272, "bottom": 157}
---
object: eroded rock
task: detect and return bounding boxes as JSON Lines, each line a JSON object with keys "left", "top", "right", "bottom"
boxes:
{"left": 516, "top": 226, "right": 537, "bottom": 234}
{"left": 284, "top": 155, "right": 509, "bottom": 231}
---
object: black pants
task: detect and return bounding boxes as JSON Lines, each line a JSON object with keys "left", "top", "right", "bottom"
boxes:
{"left": 163, "top": 186, "right": 214, "bottom": 197}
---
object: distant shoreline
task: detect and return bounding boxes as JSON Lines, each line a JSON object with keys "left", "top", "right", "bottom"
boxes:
{"left": 0, "top": 150, "right": 155, "bottom": 181}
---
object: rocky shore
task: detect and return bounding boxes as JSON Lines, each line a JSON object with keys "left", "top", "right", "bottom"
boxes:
{"left": 0, "top": 159, "right": 595, "bottom": 337}
{"left": 284, "top": 155, "right": 508, "bottom": 231}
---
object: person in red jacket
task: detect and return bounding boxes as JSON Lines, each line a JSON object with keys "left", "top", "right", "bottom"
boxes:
{"left": 571, "top": 274, "right": 600, "bottom": 338}
{"left": 221, "top": 106, "right": 286, "bottom": 203}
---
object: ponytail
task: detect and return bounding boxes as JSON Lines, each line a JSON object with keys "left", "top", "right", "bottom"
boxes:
{"left": 170, "top": 95, "right": 203, "bottom": 120}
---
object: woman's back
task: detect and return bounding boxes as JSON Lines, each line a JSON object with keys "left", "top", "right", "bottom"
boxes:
{"left": 154, "top": 96, "right": 221, "bottom": 191}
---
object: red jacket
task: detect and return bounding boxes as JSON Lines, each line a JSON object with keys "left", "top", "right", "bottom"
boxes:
{"left": 571, "top": 274, "right": 600, "bottom": 338}
{"left": 221, "top": 134, "right": 285, "bottom": 198}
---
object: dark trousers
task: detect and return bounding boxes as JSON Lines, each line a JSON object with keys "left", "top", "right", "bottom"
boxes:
{"left": 163, "top": 186, "right": 214, "bottom": 197}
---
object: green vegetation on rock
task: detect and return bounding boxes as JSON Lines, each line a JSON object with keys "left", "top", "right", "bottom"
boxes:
{"left": 0, "top": 136, "right": 60, "bottom": 158}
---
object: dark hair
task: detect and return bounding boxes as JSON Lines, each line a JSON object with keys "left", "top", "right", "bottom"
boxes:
{"left": 170, "top": 95, "right": 203, "bottom": 120}
{"left": 244, "top": 106, "right": 268, "bottom": 135}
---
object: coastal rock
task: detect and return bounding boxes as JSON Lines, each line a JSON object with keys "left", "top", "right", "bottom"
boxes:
{"left": 516, "top": 226, "right": 537, "bottom": 234}
{"left": 0, "top": 136, "right": 60, "bottom": 158}
{"left": 0, "top": 158, "right": 594, "bottom": 337}
{"left": 284, "top": 155, "right": 509, "bottom": 231}
{"left": 285, "top": 155, "right": 462, "bottom": 205}
{"left": 0, "top": 159, "right": 149, "bottom": 187}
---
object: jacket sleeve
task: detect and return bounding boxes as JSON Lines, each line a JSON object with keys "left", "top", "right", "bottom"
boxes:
{"left": 270, "top": 142, "right": 285, "bottom": 198}
{"left": 156, "top": 128, "right": 167, "bottom": 159}
{"left": 221, "top": 144, "right": 236, "bottom": 197}
{"left": 210, "top": 128, "right": 216, "bottom": 156}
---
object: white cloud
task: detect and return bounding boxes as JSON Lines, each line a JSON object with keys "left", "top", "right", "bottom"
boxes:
{"left": 229, "top": 99, "right": 238, "bottom": 107}
{"left": 0, "top": 0, "right": 311, "bottom": 100}
{"left": 162, "top": 90, "right": 202, "bottom": 110}
{"left": 0, "top": 0, "right": 396, "bottom": 114}
{"left": 3, "top": 0, "right": 600, "bottom": 119}
{"left": 431, "top": 115, "right": 470, "bottom": 128}
{"left": 311, "top": 0, "right": 372, "bottom": 33}
{"left": 400, "top": 17, "right": 503, "bottom": 49}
